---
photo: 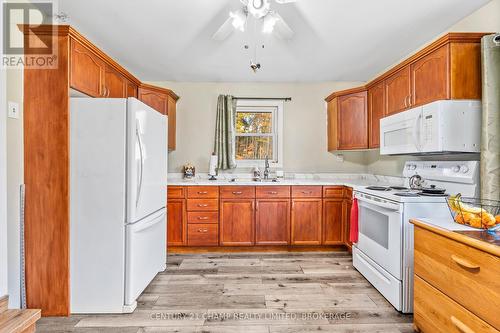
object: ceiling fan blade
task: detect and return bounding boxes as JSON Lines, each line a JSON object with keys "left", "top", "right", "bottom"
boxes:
{"left": 240, "top": 0, "right": 249, "bottom": 5}
{"left": 274, "top": 0, "right": 296, "bottom": 4}
{"left": 273, "top": 13, "right": 294, "bottom": 40}
{"left": 212, "top": 17, "right": 234, "bottom": 41}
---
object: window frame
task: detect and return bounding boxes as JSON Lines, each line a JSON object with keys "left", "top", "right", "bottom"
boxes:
{"left": 233, "top": 99, "right": 284, "bottom": 168}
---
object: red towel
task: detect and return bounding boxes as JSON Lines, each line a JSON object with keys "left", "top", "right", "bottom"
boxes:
{"left": 349, "top": 198, "right": 359, "bottom": 243}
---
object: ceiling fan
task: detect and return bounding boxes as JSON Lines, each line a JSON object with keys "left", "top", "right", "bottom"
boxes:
{"left": 212, "top": 0, "right": 296, "bottom": 41}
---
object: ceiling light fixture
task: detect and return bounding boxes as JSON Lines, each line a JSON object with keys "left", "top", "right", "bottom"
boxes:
{"left": 262, "top": 12, "right": 279, "bottom": 33}
{"left": 247, "top": 0, "right": 270, "bottom": 18}
{"left": 229, "top": 8, "right": 248, "bottom": 31}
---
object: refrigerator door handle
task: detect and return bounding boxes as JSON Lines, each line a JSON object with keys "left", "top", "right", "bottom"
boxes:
{"left": 136, "top": 123, "right": 144, "bottom": 208}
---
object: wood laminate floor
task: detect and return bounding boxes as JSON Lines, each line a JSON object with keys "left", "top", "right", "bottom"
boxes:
{"left": 36, "top": 252, "right": 414, "bottom": 333}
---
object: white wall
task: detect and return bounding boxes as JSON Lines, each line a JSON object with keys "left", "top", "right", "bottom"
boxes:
{"left": 1, "top": 2, "right": 10, "bottom": 299}
{"left": 151, "top": 81, "right": 368, "bottom": 173}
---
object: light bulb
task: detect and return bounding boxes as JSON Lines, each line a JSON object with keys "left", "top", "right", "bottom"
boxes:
{"left": 230, "top": 9, "right": 247, "bottom": 32}
{"left": 262, "top": 13, "right": 279, "bottom": 34}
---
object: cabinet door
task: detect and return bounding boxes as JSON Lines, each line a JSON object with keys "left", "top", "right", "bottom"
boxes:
{"left": 368, "top": 81, "right": 385, "bottom": 148}
{"left": 167, "top": 96, "right": 177, "bottom": 151}
{"left": 327, "top": 98, "right": 338, "bottom": 151}
{"left": 411, "top": 45, "right": 450, "bottom": 107}
{"left": 343, "top": 198, "right": 353, "bottom": 250}
{"left": 138, "top": 87, "right": 168, "bottom": 114}
{"left": 167, "top": 199, "right": 186, "bottom": 246}
{"left": 70, "top": 39, "right": 105, "bottom": 97}
{"left": 220, "top": 199, "right": 255, "bottom": 246}
{"left": 337, "top": 91, "right": 368, "bottom": 150}
{"left": 322, "top": 199, "right": 343, "bottom": 245}
{"left": 385, "top": 66, "right": 411, "bottom": 115}
{"left": 255, "top": 199, "right": 290, "bottom": 245}
{"left": 104, "top": 66, "right": 126, "bottom": 98}
{"left": 291, "top": 199, "right": 322, "bottom": 245}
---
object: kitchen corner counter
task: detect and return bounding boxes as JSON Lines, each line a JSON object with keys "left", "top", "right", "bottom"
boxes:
{"left": 411, "top": 218, "right": 500, "bottom": 257}
{"left": 167, "top": 173, "right": 404, "bottom": 190}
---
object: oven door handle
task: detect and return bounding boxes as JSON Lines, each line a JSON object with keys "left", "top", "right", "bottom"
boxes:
{"left": 355, "top": 194, "right": 401, "bottom": 213}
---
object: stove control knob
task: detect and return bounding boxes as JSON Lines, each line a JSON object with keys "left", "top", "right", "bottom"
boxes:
{"left": 409, "top": 164, "right": 417, "bottom": 170}
{"left": 460, "top": 165, "right": 469, "bottom": 174}
{"left": 452, "top": 165, "right": 460, "bottom": 173}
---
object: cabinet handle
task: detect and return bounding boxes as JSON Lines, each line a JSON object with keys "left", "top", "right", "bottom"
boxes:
{"left": 197, "top": 204, "right": 209, "bottom": 207}
{"left": 302, "top": 191, "right": 313, "bottom": 194}
{"left": 197, "top": 216, "right": 209, "bottom": 220}
{"left": 451, "top": 316, "right": 476, "bottom": 333}
{"left": 451, "top": 255, "right": 480, "bottom": 270}
{"left": 403, "top": 96, "right": 408, "bottom": 108}
{"left": 197, "top": 228, "right": 208, "bottom": 233}
{"left": 197, "top": 191, "right": 208, "bottom": 194}
{"left": 232, "top": 191, "right": 243, "bottom": 195}
{"left": 268, "top": 191, "right": 278, "bottom": 194}
{"left": 408, "top": 94, "right": 412, "bottom": 106}
{"left": 106, "top": 87, "right": 110, "bottom": 97}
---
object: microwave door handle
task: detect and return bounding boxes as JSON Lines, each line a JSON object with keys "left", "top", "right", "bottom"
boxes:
{"left": 412, "top": 113, "right": 422, "bottom": 151}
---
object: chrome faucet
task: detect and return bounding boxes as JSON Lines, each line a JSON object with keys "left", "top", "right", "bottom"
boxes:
{"left": 263, "top": 156, "right": 270, "bottom": 180}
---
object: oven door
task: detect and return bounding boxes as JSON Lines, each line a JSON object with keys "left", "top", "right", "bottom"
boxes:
{"left": 355, "top": 192, "right": 402, "bottom": 280}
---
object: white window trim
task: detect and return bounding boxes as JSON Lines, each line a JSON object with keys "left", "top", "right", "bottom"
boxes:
{"left": 233, "top": 99, "right": 284, "bottom": 169}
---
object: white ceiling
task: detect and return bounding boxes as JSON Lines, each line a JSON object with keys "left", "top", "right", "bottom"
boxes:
{"left": 60, "top": 0, "right": 490, "bottom": 82}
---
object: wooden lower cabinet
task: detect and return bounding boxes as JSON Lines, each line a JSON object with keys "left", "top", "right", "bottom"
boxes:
{"left": 187, "top": 224, "right": 218, "bottom": 246}
{"left": 220, "top": 199, "right": 255, "bottom": 246}
{"left": 167, "top": 199, "right": 186, "bottom": 246}
{"left": 322, "top": 198, "right": 344, "bottom": 245}
{"left": 291, "top": 199, "right": 322, "bottom": 245}
{"left": 255, "top": 199, "right": 290, "bottom": 245}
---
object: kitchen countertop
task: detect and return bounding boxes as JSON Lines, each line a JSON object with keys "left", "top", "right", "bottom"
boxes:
{"left": 411, "top": 218, "right": 500, "bottom": 257}
{"left": 167, "top": 173, "right": 405, "bottom": 190}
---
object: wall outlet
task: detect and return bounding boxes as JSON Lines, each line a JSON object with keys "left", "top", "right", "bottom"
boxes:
{"left": 8, "top": 101, "right": 19, "bottom": 119}
{"left": 333, "top": 154, "right": 344, "bottom": 162}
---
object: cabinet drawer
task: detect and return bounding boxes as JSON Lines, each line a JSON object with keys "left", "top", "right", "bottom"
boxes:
{"left": 414, "top": 276, "right": 498, "bottom": 333}
{"left": 220, "top": 186, "right": 255, "bottom": 199}
{"left": 414, "top": 226, "right": 500, "bottom": 329}
{"left": 187, "top": 224, "right": 218, "bottom": 246}
{"left": 291, "top": 186, "right": 322, "bottom": 198}
{"left": 322, "top": 186, "right": 344, "bottom": 198}
{"left": 186, "top": 199, "right": 219, "bottom": 211}
{"left": 167, "top": 186, "right": 185, "bottom": 199}
{"left": 187, "top": 212, "right": 218, "bottom": 224}
{"left": 187, "top": 186, "right": 219, "bottom": 199}
{"left": 256, "top": 186, "right": 290, "bottom": 199}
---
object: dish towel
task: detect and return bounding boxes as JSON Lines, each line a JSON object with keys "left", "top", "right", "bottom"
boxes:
{"left": 349, "top": 198, "right": 359, "bottom": 243}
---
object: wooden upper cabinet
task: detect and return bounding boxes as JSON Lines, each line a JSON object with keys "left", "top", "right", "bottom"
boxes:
{"left": 255, "top": 199, "right": 290, "bottom": 246}
{"left": 327, "top": 98, "right": 338, "bottom": 151}
{"left": 220, "top": 199, "right": 255, "bottom": 246}
{"left": 138, "top": 85, "right": 168, "bottom": 115}
{"left": 385, "top": 66, "right": 411, "bottom": 115}
{"left": 368, "top": 81, "right": 385, "bottom": 148}
{"left": 167, "top": 96, "right": 177, "bottom": 151}
{"left": 104, "top": 65, "right": 127, "bottom": 98}
{"left": 410, "top": 45, "right": 450, "bottom": 107}
{"left": 126, "top": 81, "right": 138, "bottom": 98}
{"left": 322, "top": 198, "right": 343, "bottom": 245}
{"left": 291, "top": 198, "right": 322, "bottom": 245}
{"left": 70, "top": 39, "right": 105, "bottom": 97}
{"left": 337, "top": 91, "right": 368, "bottom": 150}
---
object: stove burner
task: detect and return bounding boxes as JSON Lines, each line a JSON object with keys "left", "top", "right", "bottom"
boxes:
{"left": 418, "top": 192, "right": 449, "bottom": 197}
{"left": 390, "top": 186, "right": 409, "bottom": 191}
{"left": 394, "top": 192, "right": 420, "bottom": 197}
{"left": 366, "top": 186, "right": 391, "bottom": 191}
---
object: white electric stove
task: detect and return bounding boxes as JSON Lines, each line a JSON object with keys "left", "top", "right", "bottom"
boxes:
{"left": 352, "top": 161, "right": 479, "bottom": 313}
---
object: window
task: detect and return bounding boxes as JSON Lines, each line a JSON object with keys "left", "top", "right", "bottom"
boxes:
{"left": 234, "top": 99, "right": 284, "bottom": 167}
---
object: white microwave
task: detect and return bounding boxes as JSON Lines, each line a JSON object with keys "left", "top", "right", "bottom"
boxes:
{"left": 380, "top": 100, "right": 481, "bottom": 155}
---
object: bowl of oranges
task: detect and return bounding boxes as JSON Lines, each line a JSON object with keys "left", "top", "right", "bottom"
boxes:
{"left": 447, "top": 194, "right": 500, "bottom": 230}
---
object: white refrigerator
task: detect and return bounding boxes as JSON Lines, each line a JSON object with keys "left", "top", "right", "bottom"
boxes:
{"left": 70, "top": 97, "right": 167, "bottom": 313}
